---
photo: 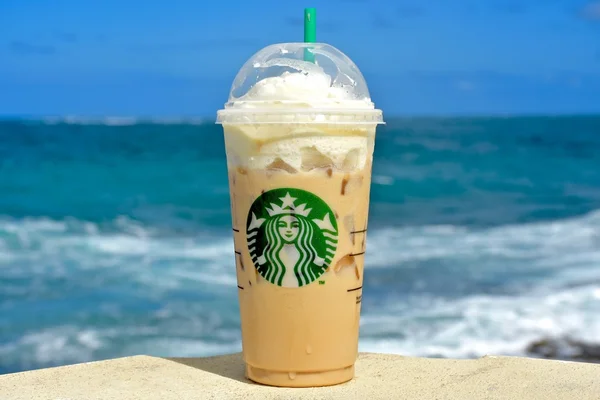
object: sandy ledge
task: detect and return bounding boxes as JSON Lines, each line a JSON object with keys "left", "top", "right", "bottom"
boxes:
{"left": 1, "top": 352, "right": 599, "bottom": 400}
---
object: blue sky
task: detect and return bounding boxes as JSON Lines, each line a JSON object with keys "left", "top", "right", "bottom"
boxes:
{"left": 1, "top": 0, "right": 599, "bottom": 117}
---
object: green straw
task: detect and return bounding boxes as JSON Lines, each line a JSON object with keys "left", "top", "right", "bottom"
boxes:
{"left": 304, "top": 8, "right": 316, "bottom": 62}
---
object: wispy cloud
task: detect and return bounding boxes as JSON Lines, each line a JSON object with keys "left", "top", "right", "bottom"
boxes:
{"left": 54, "top": 32, "right": 78, "bottom": 43}
{"left": 8, "top": 41, "right": 56, "bottom": 55}
{"left": 456, "top": 80, "right": 477, "bottom": 92}
{"left": 372, "top": 14, "right": 396, "bottom": 30}
{"left": 567, "top": 77, "right": 582, "bottom": 88}
{"left": 460, "top": 1, "right": 527, "bottom": 15}
{"left": 129, "top": 38, "right": 257, "bottom": 53}
{"left": 581, "top": 1, "right": 600, "bottom": 20}
{"left": 397, "top": 4, "right": 425, "bottom": 18}
{"left": 94, "top": 34, "right": 108, "bottom": 43}
{"left": 494, "top": 1, "right": 527, "bottom": 15}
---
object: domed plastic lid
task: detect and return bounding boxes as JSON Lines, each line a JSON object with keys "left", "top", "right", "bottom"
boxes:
{"left": 217, "top": 42, "right": 383, "bottom": 125}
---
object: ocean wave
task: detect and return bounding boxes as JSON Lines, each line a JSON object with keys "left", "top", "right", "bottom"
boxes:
{"left": 4, "top": 209, "right": 598, "bottom": 265}
{"left": 0, "top": 325, "right": 241, "bottom": 372}
{"left": 367, "top": 209, "right": 600, "bottom": 274}
{"left": 1, "top": 211, "right": 599, "bottom": 372}
{"left": 358, "top": 210, "right": 600, "bottom": 358}
{"left": 38, "top": 116, "right": 207, "bottom": 126}
{"left": 360, "top": 284, "right": 600, "bottom": 358}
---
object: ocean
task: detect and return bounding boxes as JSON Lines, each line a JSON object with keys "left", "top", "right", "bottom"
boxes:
{"left": 1, "top": 116, "right": 600, "bottom": 374}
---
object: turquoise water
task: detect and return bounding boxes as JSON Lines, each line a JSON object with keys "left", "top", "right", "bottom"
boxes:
{"left": 1, "top": 116, "right": 600, "bottom": 373}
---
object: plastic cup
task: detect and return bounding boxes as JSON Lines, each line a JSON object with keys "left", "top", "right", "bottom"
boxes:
{"left": 217, "top": 43, "right": 384, "bottom": 387}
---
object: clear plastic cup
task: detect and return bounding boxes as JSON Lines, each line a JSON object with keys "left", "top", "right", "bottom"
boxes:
{"left": 217, "top": 42, "right": 384, "bottom": 387}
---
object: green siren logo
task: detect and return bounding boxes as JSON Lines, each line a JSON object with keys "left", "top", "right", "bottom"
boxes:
{"left": 246, "top": 188, "right": 338, "bottom": 287}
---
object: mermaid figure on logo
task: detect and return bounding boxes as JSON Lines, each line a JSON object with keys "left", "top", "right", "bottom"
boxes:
{"left": 247, "top": 192, "right": 338, "bottom": 287}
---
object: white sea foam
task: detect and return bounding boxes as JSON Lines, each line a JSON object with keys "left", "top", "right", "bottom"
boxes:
{"left": 358, "top": 210, "right": 600, "bottom": 358}
{"left": 0, "top": 216, "right": 237, "bottom": 292}
{"left": 372, "top": 175, "right": 394, "bottom": 186}
{"left": 360, "top": 284, "right": 600, "bottom": 358}
{"left": 366, "top": 209, "right": 600, "bottom": 272}
{"left": 0, "top": 325, "right": 241, "bottom": 371}
{"left": 0, "top": 326, "right": 105, "bottom": 369}
{"left": 39, "top": 116, "right": 206, "bottom": 126}
{"left": 0, "top": 211, "right": 599, "bottom": 370}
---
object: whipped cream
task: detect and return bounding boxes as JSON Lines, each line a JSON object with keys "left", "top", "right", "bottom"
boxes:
{"left": 231, "top": 71, "right": 374, "bottom": 109}
{"left": 217, "top": 42, "right": 383, "bottom": 120}
{"left": 218, "top": 43, "right": 382, "bottom": 171}
{"left": 222, "top": 69, "right": 376, "bottom": 171}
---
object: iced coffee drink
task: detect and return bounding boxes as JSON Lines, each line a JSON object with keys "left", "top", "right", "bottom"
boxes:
{"left": 217, "top": 43, "right": 383, "bottom": 387}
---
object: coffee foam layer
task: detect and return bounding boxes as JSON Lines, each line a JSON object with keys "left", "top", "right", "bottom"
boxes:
{"left": 224, "top": 126, "right": 371, "bottom": 171}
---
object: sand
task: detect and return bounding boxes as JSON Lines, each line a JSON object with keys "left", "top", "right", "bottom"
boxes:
{"left": 1, "top": 352, "right": 599, "bottom": 399}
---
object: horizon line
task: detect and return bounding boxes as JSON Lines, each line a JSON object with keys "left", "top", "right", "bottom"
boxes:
{"left": 1, "top": 112, "right": 600, "bottom": 123}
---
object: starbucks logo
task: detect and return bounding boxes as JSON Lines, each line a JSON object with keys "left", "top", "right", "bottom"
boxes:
{"left": 246, "top": 188, "right": 338, "bottom": 287}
